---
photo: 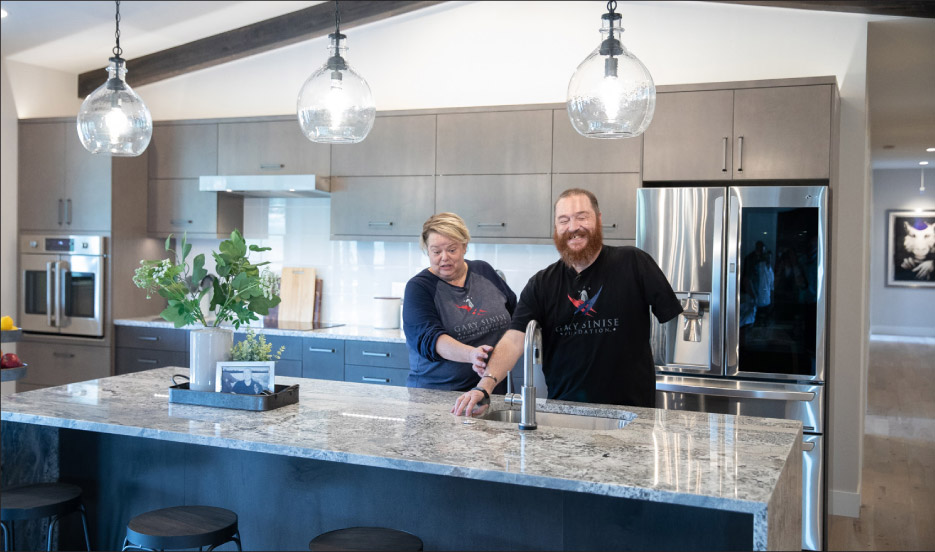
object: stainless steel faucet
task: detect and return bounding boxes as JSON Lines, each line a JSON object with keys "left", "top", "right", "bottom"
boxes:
{"left": 505, "top": 320, "right": 540, "bottom": 430}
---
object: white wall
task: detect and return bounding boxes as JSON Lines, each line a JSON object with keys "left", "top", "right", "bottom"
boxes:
{"left": 3, "top": 0, "right": 885, "bottom": 515}
{"left": 870, "top": 169, "right": 935, "bottom": 336}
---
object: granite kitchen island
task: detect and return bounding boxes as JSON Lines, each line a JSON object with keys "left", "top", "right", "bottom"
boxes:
{"left": 1, "top": 367, "right": 801, "bottom": 551}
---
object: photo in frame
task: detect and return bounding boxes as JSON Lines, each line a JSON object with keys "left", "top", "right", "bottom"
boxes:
{"left": 886, "top": 210, "right": 935, "bottom": 288}
{"left": 217, "top": 361, "right": 275, "bottom": 394}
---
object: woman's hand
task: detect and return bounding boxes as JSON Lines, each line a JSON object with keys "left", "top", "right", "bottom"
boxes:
{"left": 451, "top": 388, "right": 490, "bottom": 417}
{"left": 469, "top": 345, "right": 493, "bottom": 376}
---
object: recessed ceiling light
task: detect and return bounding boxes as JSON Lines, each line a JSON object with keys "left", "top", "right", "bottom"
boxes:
{"left": 927, "top": 147, "right": 935, "bottom": 152}
{"left": 921, "top": 161, "right": 930, "bottom": 166}
{"left": 883, "top": 145, "right": 895, "bottom": 150}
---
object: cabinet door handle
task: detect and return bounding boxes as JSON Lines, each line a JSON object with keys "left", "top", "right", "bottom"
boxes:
{"left": 136, "top": 358, "right": 158, "bottom": 364}
{"left": 66, "top": 199, "right": 72, "bottom": 225}
{"left": 362, "top": 376, "right": 390, "bottom": 383}
{"left": 736, "top": 136, "right": 744, "bottom": 173}
{"left": 260, "top": 163, "right": 285, "bottom": 170}
{"left": 362, "top": 351, "right": 390, "bottom": 357}
{"left": 477, "top": 222, "right": 506, "bottom": 228}
{"left": 53, "top": 352, "right": 75, "bottom": 358}
{"left": 170, "top": 219, "right": 194, "bottom": 225}
{"left": 722, "top": 137, "right": 729, "bottom": 172}
{"left": 602, "top": 223, "right": 617, "bottom": 231}
{"left": 58, "top": 199, "right": 64, "bottom": 225}
{"left": 308, "top": 347, "right": 336, "bottom": 353}
{"left": 137, "top": 336, "right": 160, "bottom": 342}
{"left": 368, "top": 221, "right": 394, "bottom": 227}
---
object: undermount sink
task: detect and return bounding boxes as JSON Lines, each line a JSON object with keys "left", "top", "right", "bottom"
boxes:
{"left": 481, "top": 409, "right": 634, "bottom": 430}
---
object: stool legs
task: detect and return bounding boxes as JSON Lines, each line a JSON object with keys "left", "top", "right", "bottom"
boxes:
{"left": 44, "top": 504, "right": 91, "bottom": 552}
{"left": 0, "top": 521, "right": 13, "bottom": 552}
{"left": 122, "top": 530, "right": 241, "bottom": 551}
{"left": 204, "top": 530, "right": 242, "bottom": 551}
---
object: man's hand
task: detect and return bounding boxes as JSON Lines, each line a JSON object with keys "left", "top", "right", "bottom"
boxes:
{"left": 451, "top": 388, "right": 490, "bottom": 417}
{"left": 469, "top": 345, "right": 493, "bottom": 376}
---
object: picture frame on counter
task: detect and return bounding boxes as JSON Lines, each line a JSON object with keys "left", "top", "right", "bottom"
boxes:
{"left": 886, "top": 209, "right": 935, "bottom": 288}
{"left": 217, "top": 361, "right": 275, "bottom": 394}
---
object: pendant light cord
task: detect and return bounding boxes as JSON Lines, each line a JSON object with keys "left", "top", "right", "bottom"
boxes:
{"left": 112, "top": 0, "right": 123, "bottom": 59}
{"left": 606, "top": 0, "right": 617, "bottom": 40}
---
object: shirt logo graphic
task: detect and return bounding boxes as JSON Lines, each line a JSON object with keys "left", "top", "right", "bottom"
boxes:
{"left": 455, "top": 296, "right": 487, "bottom": 316}
{"left": 567, "top": 287, "right": 602, "bottom": 317}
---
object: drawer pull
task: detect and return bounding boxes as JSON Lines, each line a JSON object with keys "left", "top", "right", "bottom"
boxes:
{"left": 260, "top": 163, "right": 285, "bottom": 170}
{"left": 170, "top": 219, "right": 194, "bottom": 225}
{"left": 53, "top": 352, "right": 75, "bottom": 358}
{"left": 136, "top": 358, "right": 158, "bottom": 364}
{"left": 362, "top": 351, "right": 390, "bottom": 357}
{"left": 368, "top": 221, "right": 394, "bottom": 227}
{"left": 362, "top": 376, "right": 390, "bottom": 383}
{"left": 477, "top": 222, "right": 506, "bottom": 228}
{"left": 308, "top": 347, "right": 336, "bottom": 353}
{"left": 137, "top": 336, "right": 159, "bottom": 342}
{"left": 602, "top": 223, "right": 617, "bottom": 231}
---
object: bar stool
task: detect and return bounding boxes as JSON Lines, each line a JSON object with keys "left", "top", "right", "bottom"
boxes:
{"left": 121, "top": 506, "right": 241, "bottom": 551}
{"left": 309, "top": 527, "right": 423, "bottom": 551}
{"left": 0, "top": 482, "right": 91, "bottom": 552}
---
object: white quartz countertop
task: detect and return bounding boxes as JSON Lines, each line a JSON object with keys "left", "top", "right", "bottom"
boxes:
{"left": 115, "top": 316, "right": 405, "bottom": 343}
{"left": 2, "top": 367, "right": 800, "bottom": 521}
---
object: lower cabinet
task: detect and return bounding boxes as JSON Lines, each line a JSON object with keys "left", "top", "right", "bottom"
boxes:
{"left": 344, "top": 364, "right": 409, "bottom": 387}
{"left": 115, "top": 326, "right": 189, "bottom": 376}
{"left": 115, "top": 348, "right": 188, "bottom": 375}
{"left": 302, "top": 338, "right": 345, "bottom": 380}
{"left": 15, "top": 340, "right": 111, "bottom": 391}
{"left": 343, "top": 340, "right": 409, "bottom": 387}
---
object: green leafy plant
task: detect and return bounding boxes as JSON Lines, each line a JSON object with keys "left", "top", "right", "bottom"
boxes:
{"left": 133, "top": 230, "right": 281, "bottom": 329}
{"left": 231, "top": 329, "right": 285, "bottom": 361}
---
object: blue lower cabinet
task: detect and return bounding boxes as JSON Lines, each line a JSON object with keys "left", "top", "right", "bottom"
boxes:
{"left": 344, "top": 364, "right": 408, "bottom": 387}
{"left": 275, "top": 359, "right": 303, "bottom": 378}
{"left": 302, "top": 338, "right": 345, "bottom": 380}
{"left": 235, "top": 333, "right": 302, "bottom": 361}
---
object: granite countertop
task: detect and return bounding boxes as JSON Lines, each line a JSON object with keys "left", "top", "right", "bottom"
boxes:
{"left": 115, "top": 316, "right": 405, "bottom": 343}
{"left": 2, "top": 367, "right": 800, "bottom": 524}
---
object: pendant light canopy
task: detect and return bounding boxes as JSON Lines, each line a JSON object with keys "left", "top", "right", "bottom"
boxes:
{"left": 567, "top": 1, "right": 655, "bottom": 139}
{"left": 76, "top": 0, "right": 152, "bottom": 156}
{"left": 297, "top": 1, "right": 375, "bottom": 144}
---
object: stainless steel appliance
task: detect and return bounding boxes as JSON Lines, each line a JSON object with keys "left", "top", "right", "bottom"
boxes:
{"left": 20, "top": 234, "right": 106, "bottom": 338}
{"left": 637, "top": 186, "right": 828, "bottom": 551}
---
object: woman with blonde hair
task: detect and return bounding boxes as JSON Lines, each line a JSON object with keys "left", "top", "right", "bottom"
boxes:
{"left": 403, "top": 213, "right": 516, "bottom": 392}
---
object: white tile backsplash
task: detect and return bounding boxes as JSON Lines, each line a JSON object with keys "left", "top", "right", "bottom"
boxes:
{"left": 186, "top": 199, "right": 557, "bottom": 325}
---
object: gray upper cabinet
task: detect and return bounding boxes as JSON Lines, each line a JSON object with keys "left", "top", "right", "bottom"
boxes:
{"left": 436, "top": 175, "right": 552, "bottom": 239}
{"left": 732, "top": 85, "right": 832, "bottom": 180}
{"left": 332, "top": 115, "right": 436, "bottom": 176}
{"left": 149, "top": 123, "right": 218, "bottom": 178}
{"left": 642, "top": 90, "right": 735, "bottom": 181}
{"left": 552, "top": 110, "right": 642, "bottom": 174}
{"left": 19, "top": 121, "right": 111, "bottom": 232}
{"left": 148, "top": 179, "right": 221, "bottom": 235}
{"left": 436, "top": 110, "right": 552, "bottom": 175}
{"left": 331, "top": 176, "right": 435, "bottom": 238}
{"left": 552, "top": 173, "right": 640, "bottom": 242}
{"left": 218, "top": 121, "right": 331, "bottom": 176}
{"left": 643, "top": 83, "right": 833, "bottom": 181}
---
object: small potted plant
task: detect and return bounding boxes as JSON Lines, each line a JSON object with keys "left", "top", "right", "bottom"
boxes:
{"left": 216, "top": 330, "right": 285, "bottom": 395}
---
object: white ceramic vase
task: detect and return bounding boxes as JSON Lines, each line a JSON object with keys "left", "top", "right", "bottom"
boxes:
{"left": 189, "top": 327, "right": 233, "bottom": 392}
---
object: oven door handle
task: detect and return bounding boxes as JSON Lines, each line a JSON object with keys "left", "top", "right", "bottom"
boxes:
{"left": 55, "top": 260, "right": 66, "bottom": 328}
{"left": 656, "top": 382, "right": 815, "bottom": 402}
{"left": 46, "top": 261, "right": 56, "bottom": 327}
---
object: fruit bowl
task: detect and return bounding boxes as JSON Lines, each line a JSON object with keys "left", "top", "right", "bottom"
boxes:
{"left": 1, "top": 362, "right": 27, "bottom": 382}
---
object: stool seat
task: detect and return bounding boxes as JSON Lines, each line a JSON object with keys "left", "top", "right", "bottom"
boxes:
{"left": 1, "top": 482, "right": 83, "bottom": 521}
{"left": 125, "top": 506, "right": 240, "bottom": 551}
{"left": 309, "top": 527, "right": 423, "bottom": 551}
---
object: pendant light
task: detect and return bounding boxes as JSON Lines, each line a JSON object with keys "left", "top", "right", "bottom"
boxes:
{"left": 297, "top": 1, "right": 375, "bottom": 144}
{"left": 567, "top": 1, "right": 655, "bottom": 139}
{"left": 76, "top": 0, "right": 152, "bottom": 156}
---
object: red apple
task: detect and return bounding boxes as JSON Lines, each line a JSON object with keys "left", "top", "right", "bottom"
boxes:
{"left": 1, "top": 352, "right": 22, "bottom": 368}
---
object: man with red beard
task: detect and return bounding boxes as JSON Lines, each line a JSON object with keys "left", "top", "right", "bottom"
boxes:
{"left": 452, "top": 188, "right": 681, "bottom": 415}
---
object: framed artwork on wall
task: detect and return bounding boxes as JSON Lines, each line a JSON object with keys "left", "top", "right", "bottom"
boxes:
{"left": 886, "top": 210, "right": 935, "bottom": 288}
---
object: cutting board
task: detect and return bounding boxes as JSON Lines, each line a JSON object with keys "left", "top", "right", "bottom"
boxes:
{"left": 278, "top": 267, "right": 316, "bottom": 323}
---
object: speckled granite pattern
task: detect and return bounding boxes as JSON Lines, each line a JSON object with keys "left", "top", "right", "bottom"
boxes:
{"left": 115, "top": 317, "right": 405, "bottom": 343}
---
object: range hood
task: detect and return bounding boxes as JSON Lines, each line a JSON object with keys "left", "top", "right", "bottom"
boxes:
{"left": 199, "top": 175, "right": 330, "bottom": 198}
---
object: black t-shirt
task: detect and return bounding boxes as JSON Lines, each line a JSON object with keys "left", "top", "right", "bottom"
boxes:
{"left": 509, "top": 246, "right": 682, "bottom": 408}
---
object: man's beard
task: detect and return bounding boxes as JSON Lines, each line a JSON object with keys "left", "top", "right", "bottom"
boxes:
{"left": 554, "top": 224, "right": 603, "bottom": 268}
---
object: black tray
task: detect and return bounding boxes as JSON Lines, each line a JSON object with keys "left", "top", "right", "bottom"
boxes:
{"left": 168, "top": 382, "right": 299, "bottom": 411}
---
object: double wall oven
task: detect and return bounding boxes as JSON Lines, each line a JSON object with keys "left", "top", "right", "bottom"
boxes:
{"left": 637, "top": 186, "right": 828, "bottom": 551}
{"left": 19, "top": 234, "right": 106, "bottom": 338}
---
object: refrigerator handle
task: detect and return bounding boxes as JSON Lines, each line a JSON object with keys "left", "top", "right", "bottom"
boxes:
{"left": 655, "top": 381, "right": 815, "bottom": 401}
{"left": 725, "top": 191, "right": 740, "bottom": 374}
{"left": 56, "top": 260, "right": 66, "bottom": 328}
{"left": 46, "top": 261, "right": 56, "bottom": 327}
{"left": 711, "top": 195, "right": 724, "bottom": 373}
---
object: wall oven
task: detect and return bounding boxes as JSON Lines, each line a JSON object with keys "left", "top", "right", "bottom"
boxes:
{"left": 19, "top": 234, "right": 106, "bottom": 338}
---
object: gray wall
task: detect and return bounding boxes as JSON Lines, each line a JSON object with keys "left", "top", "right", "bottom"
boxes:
{"left": 870, "top": 169, "right": 935, "bottom": 336}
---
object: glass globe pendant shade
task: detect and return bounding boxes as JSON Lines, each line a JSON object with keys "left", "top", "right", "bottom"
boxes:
{"left": 297, "top": 34, "right": 375, "bottom": 144}
{"left": 77, "top": 58, "right": 152, "bottom": 156}
{"left": 567, "top": 12, "right": 655, "bottom": 139}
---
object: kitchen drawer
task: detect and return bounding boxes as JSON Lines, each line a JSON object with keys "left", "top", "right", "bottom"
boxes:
{"left": 235, "top": 333, "right": 302, "bottom": 361}
{"left": 345, "top": 341, "right": 408, "bottom": 369}
{"left": 15, "top": 341, "right": 111, "bottom": 387}
{"left": 344, "top": 364, "right": 408, "bottom": 387}
{"left": 302, "top": 338, "right": 345, "bottom": 381}
{"left": 116, "top": 325, "right": 189, "bottom": 352}
{"left": 275, "top": 359, "right": 303, "bottom": 378}
{"left": 115, "top": 347, "right": 188, "bottom": 375}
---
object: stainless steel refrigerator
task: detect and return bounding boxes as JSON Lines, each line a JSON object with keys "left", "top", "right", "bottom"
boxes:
{"left": 637, "top": 185, "right": 828, "bottom": 551}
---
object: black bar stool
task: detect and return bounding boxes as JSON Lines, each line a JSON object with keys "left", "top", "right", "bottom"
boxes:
{"left": 121, "top": 506, "right": 241, "bottom": 551}
{"left": 0, "top": 482, "right": 91, "bottom": 552}
{"left": 309, "top": 527, "right": 423, "bottom": 551}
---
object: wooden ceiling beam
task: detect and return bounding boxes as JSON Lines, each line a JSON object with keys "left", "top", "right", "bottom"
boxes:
{"left": 77, "top": 0, "right": 445, "bottom": 98}
{"left": 705, "top": 1, "right": 935, "bottom": 19}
